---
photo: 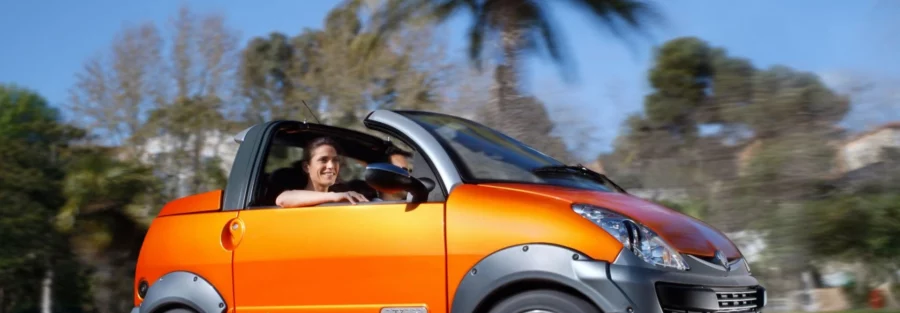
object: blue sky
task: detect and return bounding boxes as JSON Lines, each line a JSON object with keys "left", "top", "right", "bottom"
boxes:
{"left": 2, "top": 0, "right": 898, "bottom": 159}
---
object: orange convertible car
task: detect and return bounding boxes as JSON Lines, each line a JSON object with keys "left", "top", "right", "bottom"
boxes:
{"left": 131, "top": 110, "right": 767, "bottom": 313}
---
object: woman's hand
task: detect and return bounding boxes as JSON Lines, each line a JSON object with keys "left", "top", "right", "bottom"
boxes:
{"left": 331, "top": 191, "right": 369, "bottom": 204}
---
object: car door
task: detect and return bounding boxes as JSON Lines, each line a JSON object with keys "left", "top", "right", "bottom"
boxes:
{"left": 232, "top": 201, "right": 446, "bottom": 313}
{"left": 229, "top": 121, "right": 448, "bottom": 313}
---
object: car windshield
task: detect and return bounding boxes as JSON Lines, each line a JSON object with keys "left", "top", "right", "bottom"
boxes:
{"left": 398, "top": 111, "right": 616, "bottom": 192}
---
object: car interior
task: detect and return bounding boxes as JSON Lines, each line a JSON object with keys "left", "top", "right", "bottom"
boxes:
{"left": 249, "top": 124, "right": 415, "bottom": 208}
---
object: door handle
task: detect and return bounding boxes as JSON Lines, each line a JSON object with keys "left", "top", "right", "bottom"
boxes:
{"left": 221, "top": 217, "right": 245, "bottom": 251}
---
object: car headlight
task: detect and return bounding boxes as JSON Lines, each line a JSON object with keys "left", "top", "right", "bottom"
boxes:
{"left": 572, "top": 204, "right": 690, "bottom": 271}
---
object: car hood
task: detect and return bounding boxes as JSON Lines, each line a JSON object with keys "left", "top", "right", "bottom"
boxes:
{"left": 481, "top": 183, "right": 742, "bottom": 260}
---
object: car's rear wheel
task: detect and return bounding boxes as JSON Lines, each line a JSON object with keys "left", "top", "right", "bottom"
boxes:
{"left": 160, "top": 308, "right": 196, "bottom": 313}
{"left": 487, "top": 289, "right": 600, "bottom": 313}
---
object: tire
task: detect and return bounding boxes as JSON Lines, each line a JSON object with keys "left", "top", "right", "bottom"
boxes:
{"left": 161, "top": 308, "right": 196, "bottom": 313}
{"left": 487, "top": 289, "right": 601, "bottom": 313}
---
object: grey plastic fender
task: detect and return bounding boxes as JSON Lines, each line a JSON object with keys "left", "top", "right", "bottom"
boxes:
{"left": 450, "top": 244, "right": 632, "bottom": 313}
{"left": 138, "top": 271, "right": 227, "bottom": 313}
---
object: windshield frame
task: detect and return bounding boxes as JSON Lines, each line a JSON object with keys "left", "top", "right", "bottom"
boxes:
{"left": 393, "top": 110, "right": 621, "bottom": 193}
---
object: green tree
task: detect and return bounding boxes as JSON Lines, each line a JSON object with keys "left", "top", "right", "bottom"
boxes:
{"left": 607, "top": 36, "right": 850, "bottom": 227}
{"left": 800, "top": 193, "right": 900, "bottom": 299}
{"left": 0, "top": 84, "right": 92, "bottom": 313}
{"left": 725, "top": 65, "right": 849, "bottom": 233}
{"left": 54, "top": 146, "right": 162, "bottom": 313}
{"left": 238, "top": 32, "right": 318, "bottom": 124}
{"left": 605, "top": 37, "right": 745, "bottom": 215}
{"left": 616, "top": 37, "right": 750, "bottom": 162}
{"left": 804, "top": 193, "right": 900, "bottom": 268}
{"left": 603, "top": 37, "right": 854, "bottom": 293}
{"left": 643, "top": 37, "right": 715, "bottom": 137}
{"left": 722, "top": 68, "right": 849, "bottom": 293}
{"left": 237, "top": 1, "right": 452, "bottom": 131}
{"left": 143, "top": 95, "right": 233, "bottom": 196}
{"left": 66, "top": 5, "right": 242, "bottom": 311}
{"left": 69, "top": 4, "right": 241, "bottom": 200}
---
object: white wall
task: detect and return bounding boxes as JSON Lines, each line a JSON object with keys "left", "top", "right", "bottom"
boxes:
{"left": 141, "top": 130, "right": 239, "bottom": 174}
{"left": 140, "top": 130, "right": 240, "bottom": 197}
{"left": 841, "top": 128, "right": 900, "bottom": 172}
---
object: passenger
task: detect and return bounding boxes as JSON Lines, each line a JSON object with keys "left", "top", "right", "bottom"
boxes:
{"left": 275, "top": 137, "right": 369, "bottom": 207}
{"left": 382, "top": 147, "right": 414, "bottom": 201}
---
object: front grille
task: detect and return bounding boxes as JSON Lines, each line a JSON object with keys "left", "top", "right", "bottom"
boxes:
{"left": 716, "top": 288, "right": 759, "bottom": 311}
{"left": 657, "top": 284, "right": 762, "bottom": 313}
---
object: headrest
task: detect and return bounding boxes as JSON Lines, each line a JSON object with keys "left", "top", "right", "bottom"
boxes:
{"left": 270, "top": 167, "right": 307, "bottom": 190}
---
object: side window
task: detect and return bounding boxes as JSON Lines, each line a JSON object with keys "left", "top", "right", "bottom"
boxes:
{"left": 242, "top": 123, "right": 449, "bottom": 208}
{"left": 252, "top": 142, "right": 303, "bottom": 208}
{"left": 339, "top": 158, "right": 367, "bottom": 182}
{"left": 253, "top": 136, "right": 373, "bottom": 208}
{"left": 263, "top": 144, "right": 304, "bottom": 172}
{"left": 263, "top": 143, "right": 366, "bottom": 182}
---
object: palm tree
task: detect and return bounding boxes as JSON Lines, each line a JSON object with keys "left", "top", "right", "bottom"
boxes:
{"left": 363, "top": 0, "right": 663, "bottom": 153}
{"left": 55, "top": 147, "right": 162, "bottom": 313}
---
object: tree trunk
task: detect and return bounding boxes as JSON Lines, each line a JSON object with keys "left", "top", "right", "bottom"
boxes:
{"left": 91, "top": 257, "right": 114, "bottom": 313}
{"left": 41, "top": 269, "right": 53, "bottom": 313}
{"left": 190, "top": 131, "right": 206, "bottom": 194}
{"left": 483, "top": 14, "right": 527, "bottom": 138}
{"left": 856, "top": 260, "right": 870, "bottom": 303}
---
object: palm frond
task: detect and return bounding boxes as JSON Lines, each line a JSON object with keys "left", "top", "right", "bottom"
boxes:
{"left": 55, "top": 150, "right": 160, "bottom": 233}
{"left": 466, "top": 5, "right": 489, "bottom": 70}
{"left": 430, "top": 0, "right": 470, "bottom": 22}
{"left": 362, "top": 0, "right": 434, "bottom": 61}
{"left": 569, "top": 0, "right": 665, "bottom": 42}
{"left": 530, "top": 2, "right": 562, "bottom": 63}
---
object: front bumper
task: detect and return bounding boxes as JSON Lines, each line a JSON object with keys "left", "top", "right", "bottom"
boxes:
{"left": 576, "top": 249, "right": 767, "bottom": 313}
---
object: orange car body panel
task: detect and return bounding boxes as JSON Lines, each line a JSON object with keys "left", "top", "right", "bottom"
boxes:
{"left": 230, "top": 202, "right": 447, "bottom": 313}
{"left": 156, "top": 189, "right": 224, "bottom": 217}
{"left": 444, "top": 184, "right": 625, "bottom": 305}
{"left": 133, "top": 210, "right": 239, "bottom": 312}
{"left": 475, "top": 183, "right": 742, "bottom": 259}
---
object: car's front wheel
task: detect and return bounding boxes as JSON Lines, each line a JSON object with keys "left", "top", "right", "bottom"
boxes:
{"left": 487, "top": 289, "right": 600, "bottom": 313}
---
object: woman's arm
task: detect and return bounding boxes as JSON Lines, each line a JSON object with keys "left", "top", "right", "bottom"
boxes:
{"left": 275, "top": 190, "right": 369, "bottom": 207}
{"left": 275, "top": 190, "right": 338, "bottom": 207}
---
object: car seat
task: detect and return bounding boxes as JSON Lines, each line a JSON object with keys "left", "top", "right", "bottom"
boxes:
{"left": 261, "top": 167, "right": 308, "bottom": 206}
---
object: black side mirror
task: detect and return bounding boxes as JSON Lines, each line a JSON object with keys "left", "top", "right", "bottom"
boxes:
{"left": 419, "top": 177, "right": 436, "bottom": 193}
{"left": 364, "top": 163, "right": 432, "bottom": 202}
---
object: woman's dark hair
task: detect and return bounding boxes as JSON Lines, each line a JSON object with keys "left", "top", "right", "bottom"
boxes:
{"left": 299, "top": 136, "right": 343, "bottom": 165}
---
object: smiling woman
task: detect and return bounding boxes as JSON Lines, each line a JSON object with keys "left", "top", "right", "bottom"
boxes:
{"left": 301, "top": 136, "right": 344, "bottom": 191}
{"left": 274, "top": 136, "right": 370, "bottom": 207}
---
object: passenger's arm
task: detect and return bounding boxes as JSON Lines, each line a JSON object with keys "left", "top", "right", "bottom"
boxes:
{"left": 275, "top": 190, "right": 368, "bottom": 207}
